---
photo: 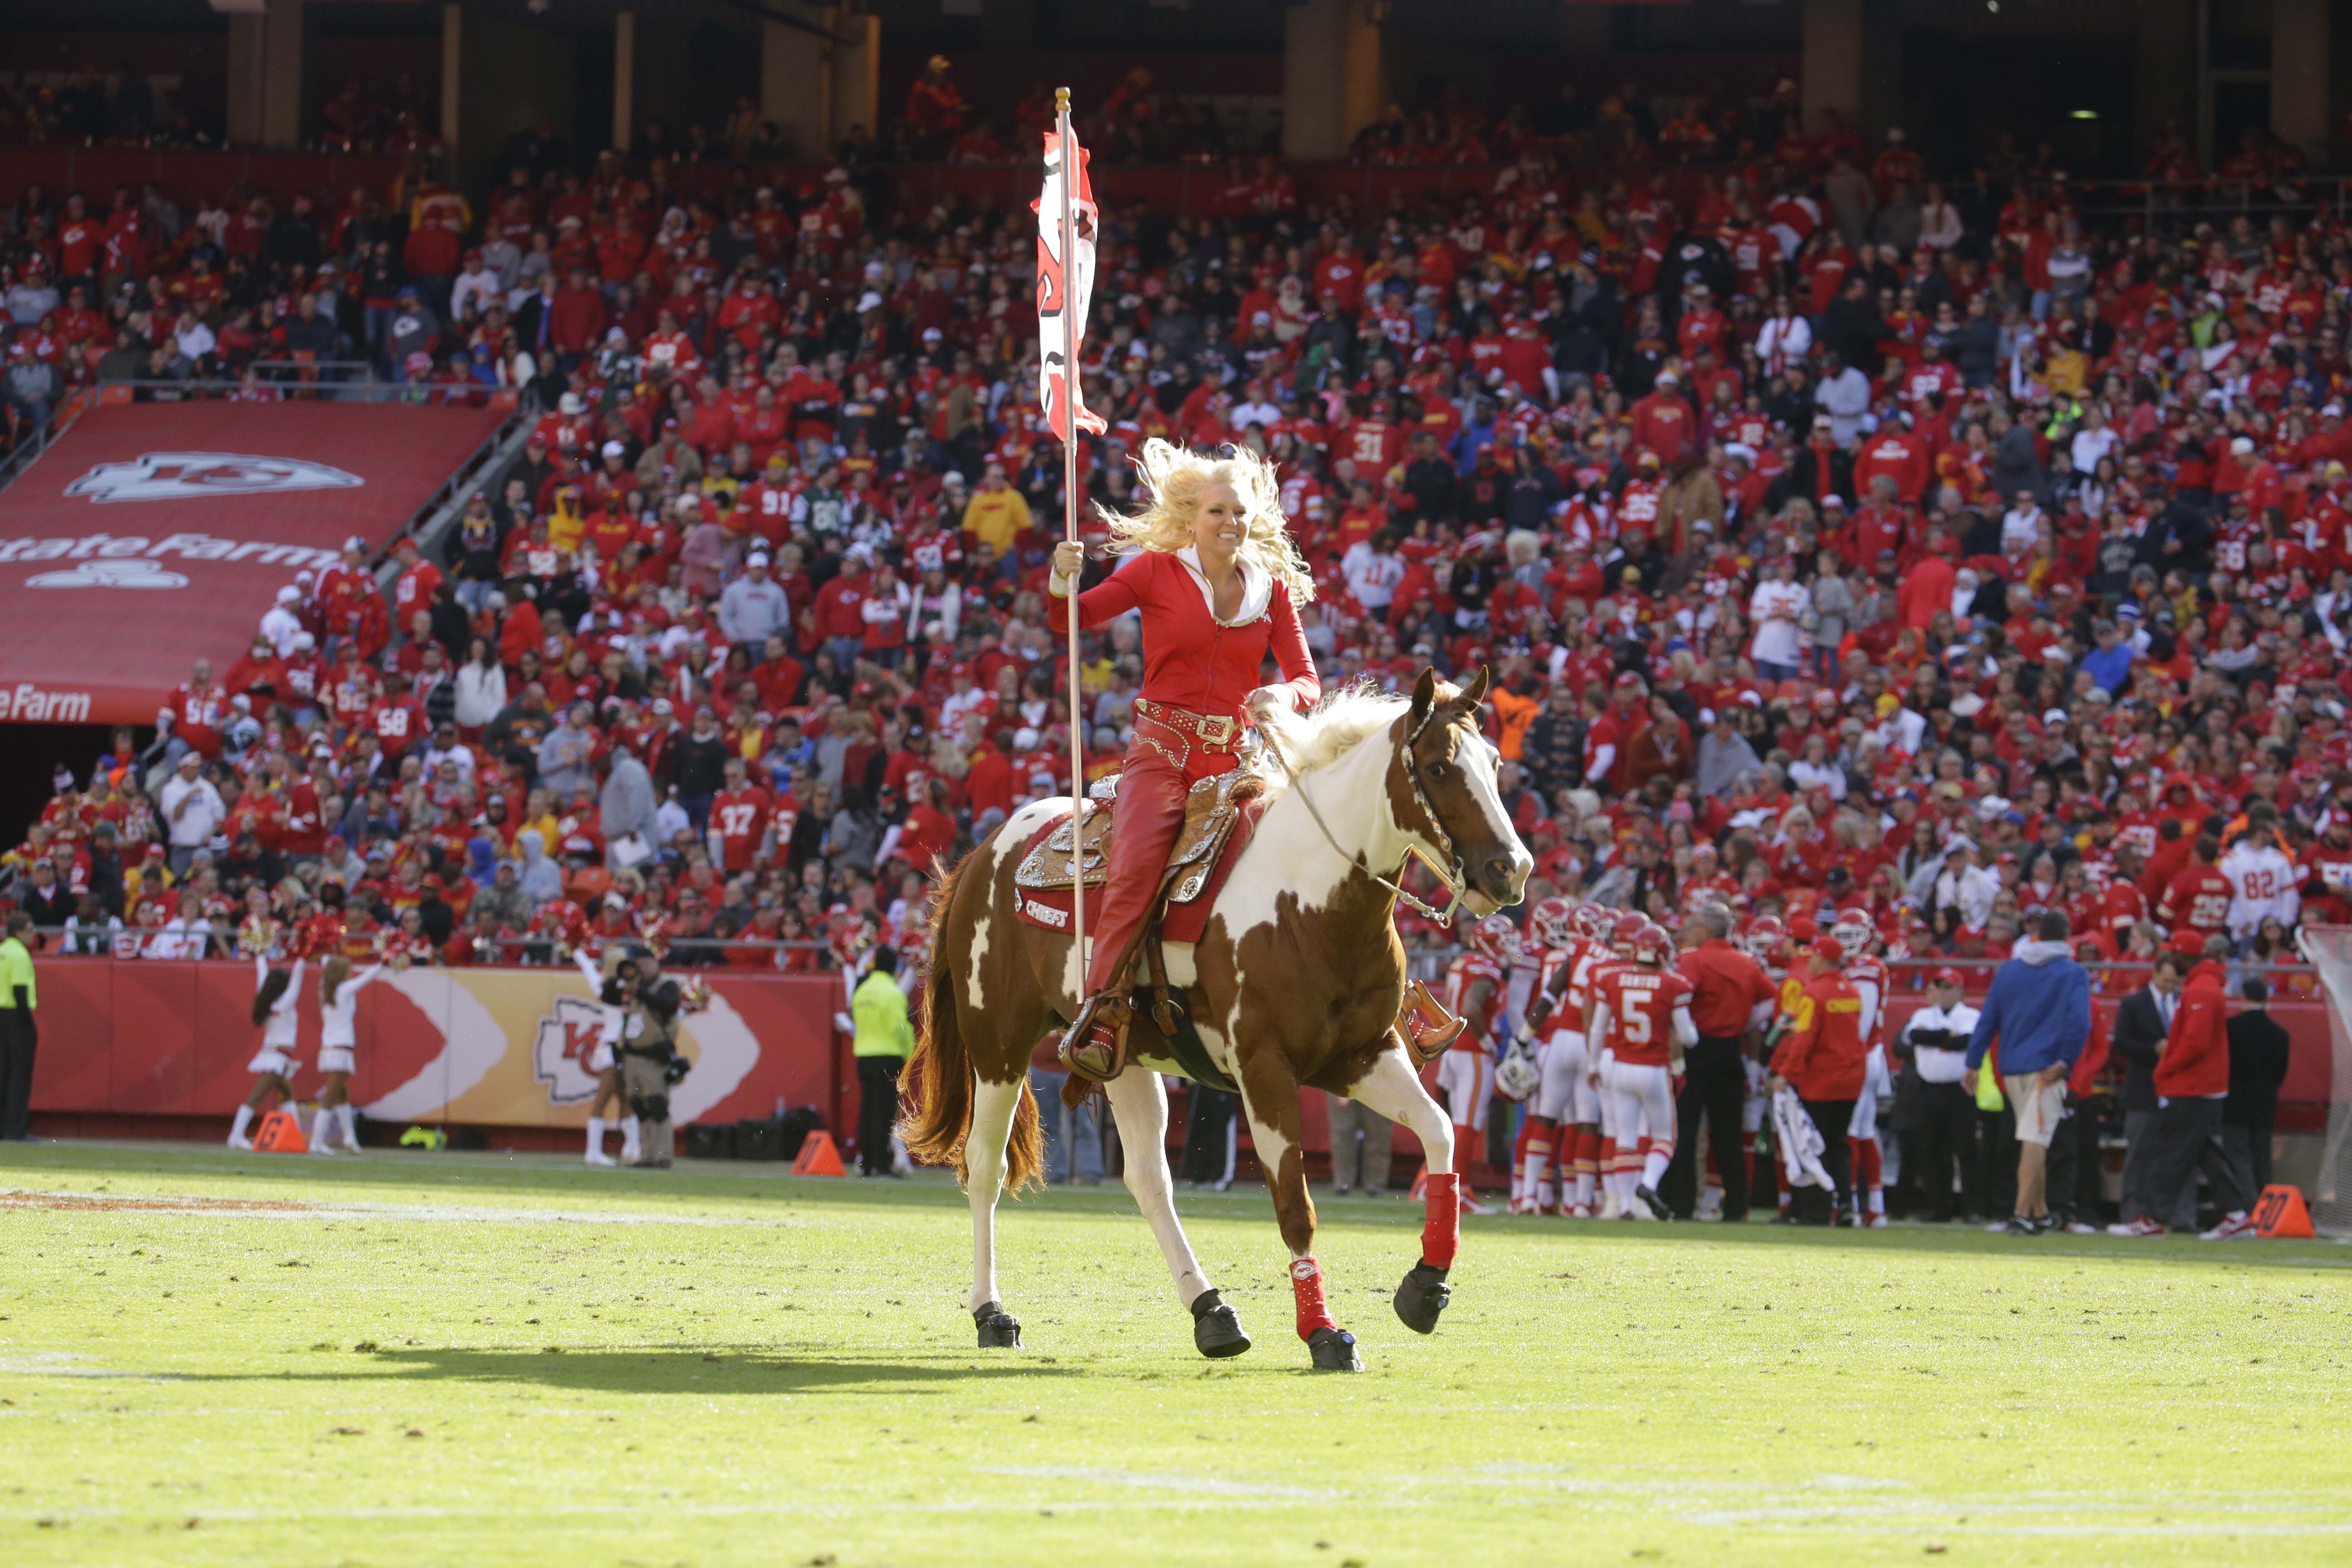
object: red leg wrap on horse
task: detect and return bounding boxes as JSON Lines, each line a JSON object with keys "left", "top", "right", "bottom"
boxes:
{"left": 1291, "top": 1255, "right": 1335, "bottom": 1340}
{"left": 1083, "top": 747, "right": 1196, "bottom": 996}
{"left": 1421, "top": 1172, "right": 1460, "bottom": 1269}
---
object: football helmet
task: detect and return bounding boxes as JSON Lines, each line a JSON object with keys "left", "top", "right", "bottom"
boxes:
{"left": 1528, "top": 896, "right": 1576, "bottom": 954}
{"left": 1465, "top": 913, "right": 1523, "bottom": 967}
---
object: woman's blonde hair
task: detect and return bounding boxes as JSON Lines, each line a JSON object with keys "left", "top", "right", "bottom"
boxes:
{"left": 1095, "top": 438, "right": 1315, "bottom": 604}
{"left": 321, "top": 954, "right": 351, "bottom": 1001}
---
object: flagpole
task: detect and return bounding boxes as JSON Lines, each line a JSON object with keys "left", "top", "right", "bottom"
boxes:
{"left": 1055, "top": 85, "right": 1088, "bottom": 979}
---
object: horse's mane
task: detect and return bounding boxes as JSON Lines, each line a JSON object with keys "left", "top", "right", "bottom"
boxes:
{"left": 1252, "top": 682, "right": 1409, "bottom": 805}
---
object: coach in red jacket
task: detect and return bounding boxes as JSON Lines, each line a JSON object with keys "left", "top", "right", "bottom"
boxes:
{"left": 2121, "top": 934, "right": 2253, "bottom": 1238}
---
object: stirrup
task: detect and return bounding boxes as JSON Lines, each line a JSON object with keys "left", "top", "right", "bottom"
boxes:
{"left": 1400, "top": 980, "right": 1465, "bottom": 1067}
{"left": 1058, "top": 992, "right": 1133, "bottom": 1085}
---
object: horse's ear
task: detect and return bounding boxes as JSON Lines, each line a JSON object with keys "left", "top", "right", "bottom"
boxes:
{"left": 1460, "top": 664, "right": 1492, "bottom": 710}
{"left": 1410, "top": 666, "right": 1438, "bottom": 726}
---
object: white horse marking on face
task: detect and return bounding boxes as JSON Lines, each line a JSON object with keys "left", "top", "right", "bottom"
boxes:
{"left": 1455, "top": 726, "right": 1520, "bottom": 856}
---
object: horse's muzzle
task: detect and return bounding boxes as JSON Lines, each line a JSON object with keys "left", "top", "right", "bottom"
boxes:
{"left": 1475, "top": 848, "right": 1533, "bottom": 908}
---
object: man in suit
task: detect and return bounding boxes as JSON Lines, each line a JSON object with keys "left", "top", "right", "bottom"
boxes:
{"left": 2224, "top": 976, "right": 2291, "bottom": 1202}
{"left": 2109, "top": 951, "right": 2181, "bottom": 1230}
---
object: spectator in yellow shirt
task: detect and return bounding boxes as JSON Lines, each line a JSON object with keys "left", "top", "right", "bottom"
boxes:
{"left": 548, "top": 485, "right": 588, "bottom": 553}
{"left": 961, "top": 464, "right": 1033, "bottom": 558}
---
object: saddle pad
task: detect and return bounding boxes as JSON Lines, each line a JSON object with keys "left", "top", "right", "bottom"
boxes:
{"left": 1012, "top": 794, "right": 1265, "bottom": 944}
{"left": 1014, "top": 767, "right": 1261, "bottom": 897}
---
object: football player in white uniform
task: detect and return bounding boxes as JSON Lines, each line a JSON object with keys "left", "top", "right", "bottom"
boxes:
{"left": 1502, "top": 898, "right": 1577, "bottom": 1213}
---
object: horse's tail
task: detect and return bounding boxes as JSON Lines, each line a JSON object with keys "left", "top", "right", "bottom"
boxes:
{"left": 897, "top": 846, "right": 1044, "bottom": 1195}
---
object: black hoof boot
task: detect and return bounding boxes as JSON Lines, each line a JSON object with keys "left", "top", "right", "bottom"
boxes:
{"left": 1307, "top": 1326, "right": 1363, "bottom": 1372}
{"left": 1392, "top": 1261, "right": 1451, "bottom": 1335}
{"left": 973, "top": 1301, "right": 1023, "bottom": 1349}
{"left": 1190, "top": 1288, "right": 1253, "bottom": 1359}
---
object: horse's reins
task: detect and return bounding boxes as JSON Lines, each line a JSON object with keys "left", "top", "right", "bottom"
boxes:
{"left": 1255, "top": 704, "right": 1468, "bottom": 929}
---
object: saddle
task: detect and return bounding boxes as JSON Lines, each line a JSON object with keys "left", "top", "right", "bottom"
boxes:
{"left": 1013, "top": 770, "right": 1264, "bottom": 1096}
{"left": 1013, "top": 768, "right": 1262, "bottom": 907}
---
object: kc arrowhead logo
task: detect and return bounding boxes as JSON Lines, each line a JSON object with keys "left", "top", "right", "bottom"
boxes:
{"left": 531, "top": 993, "right": 614, "bottom": 1105}
{"left": 64, "top": 452, "right": 364, "bottom": 504}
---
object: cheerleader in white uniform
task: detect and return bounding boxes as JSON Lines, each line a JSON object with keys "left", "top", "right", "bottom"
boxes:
{"left": 573, "top": 947, "right": 636, "bottom": 1166}
{"left": 229, "top": 955, "right": 303, "bottom": 1149}
{"left": 312, "top": 954, "right": 384, "bottom": 1155}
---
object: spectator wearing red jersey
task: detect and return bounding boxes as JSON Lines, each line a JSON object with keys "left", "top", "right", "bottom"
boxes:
{"left": 164, "top": 660, "right": 225, "bottom": 763}
{"left": 2156, "top": 834, "right": 2233, "bottom": 940}
{"left": 221, "top": 637, "right": 288, "bottom": 705}
{"left": 1629, "top": 371, "right": 1696, "bottom": 466}
{"left": 548, "top": 265, "right": 607, "bottom": 361}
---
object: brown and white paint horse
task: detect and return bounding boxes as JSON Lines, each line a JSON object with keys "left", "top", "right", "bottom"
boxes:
{"left": 901, "top": 669, "right": 1531, "bottom": 1371}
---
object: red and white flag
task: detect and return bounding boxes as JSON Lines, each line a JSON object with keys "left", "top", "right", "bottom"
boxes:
{"left": 1034, "top": 125, "right": 1106, "bottom": 442}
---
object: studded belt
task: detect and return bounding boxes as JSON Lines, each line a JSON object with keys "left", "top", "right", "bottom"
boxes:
{"left": 1132, "top": 699, "right": 1242, "bottom": 752}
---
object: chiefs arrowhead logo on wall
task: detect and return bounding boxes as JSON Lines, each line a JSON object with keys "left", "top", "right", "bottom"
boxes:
{"left": 531, "top": 994, "right": 611, "bottom": 1105}
{"left": 64, "top": 451, "right": 365, "bottom": 504}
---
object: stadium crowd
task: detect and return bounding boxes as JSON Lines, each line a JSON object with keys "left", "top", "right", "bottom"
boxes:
{"left": 2, "top": 97, "right": 2348, "bottom": 1049}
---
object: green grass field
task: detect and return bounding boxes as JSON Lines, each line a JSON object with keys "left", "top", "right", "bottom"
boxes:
{"left": 3, "top": 1142, "right": 2350, "bottom": 1567}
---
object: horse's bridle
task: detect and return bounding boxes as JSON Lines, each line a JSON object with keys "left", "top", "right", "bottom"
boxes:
{"left": 1258, "top": 700, "right": 1470, "bottom": 928}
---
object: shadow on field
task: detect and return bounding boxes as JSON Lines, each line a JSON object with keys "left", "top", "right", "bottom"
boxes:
{"left": 188, "top": 1347, "right": 1081, "bottom": 1396}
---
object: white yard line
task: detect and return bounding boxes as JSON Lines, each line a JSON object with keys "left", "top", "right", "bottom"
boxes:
{"left": 0, "top": 1189, "right": 802, "bottom": 1228}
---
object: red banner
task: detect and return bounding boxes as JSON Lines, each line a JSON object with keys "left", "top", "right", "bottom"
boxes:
{"left": 0, "top": 400, "right": 504, "bottom": 726}
{"left": 26, "top": 958, "right": 852, "bottom": 1131}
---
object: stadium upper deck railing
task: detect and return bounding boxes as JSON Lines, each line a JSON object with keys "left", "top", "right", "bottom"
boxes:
{"left": 10, "top": 143, "right": 2352, "bottom": 233}
{"left": 26, "top": 924, "right": 2316, "bottom": 988}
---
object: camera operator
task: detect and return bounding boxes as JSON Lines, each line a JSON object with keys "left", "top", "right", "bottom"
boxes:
{"left": 603, "top": 946, "right": 687, "bottom": 1169}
